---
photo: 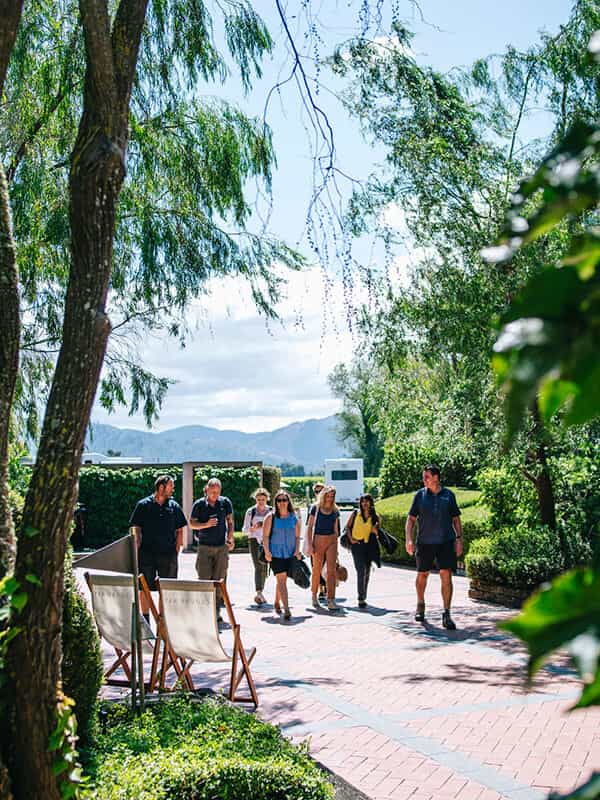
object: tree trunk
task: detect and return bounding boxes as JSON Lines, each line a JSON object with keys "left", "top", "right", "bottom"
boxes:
{"left": 0, "top": 6, "right": 25, "bottom": 797}
{"left": 0, "top": 4, "right": 25, "bottom": 578}
{"left": 0, "top": 163, "right": 20, "bottom": 580}
{"left": 4, "top": 0, "right": 149, "bottom": 795}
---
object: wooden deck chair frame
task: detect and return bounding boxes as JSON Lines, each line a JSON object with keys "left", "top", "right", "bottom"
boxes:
{"left": 138, "top": 574, "right": 193, "bottom": 692}
{"left": 85, "top": 572, "right": 158, "bottom": 691}
{"left": 157, "top": 578, "right": 258, "bottom": 707}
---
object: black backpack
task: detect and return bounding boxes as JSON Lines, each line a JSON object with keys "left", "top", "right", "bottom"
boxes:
{"left": 290, "top": 556, "right": 311, "bottom": 589}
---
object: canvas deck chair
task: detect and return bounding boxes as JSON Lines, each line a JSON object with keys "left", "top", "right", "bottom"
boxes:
{"left": 85, "top": 572, "right": 156, "bottom": 689}
{"left": 138, "top": 574, "right": 193, "bottom": 692}
{"left": 157, "top": 579, "right": 258, "bottom": 706}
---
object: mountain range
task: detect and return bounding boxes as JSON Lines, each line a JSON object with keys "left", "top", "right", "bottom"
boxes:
{"left": 85, "top": 415, "right": 348, "bottom": 472}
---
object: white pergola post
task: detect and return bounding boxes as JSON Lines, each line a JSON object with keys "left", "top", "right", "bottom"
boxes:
{"left": 182, "top": 461, "right": 195, "bottom": 549}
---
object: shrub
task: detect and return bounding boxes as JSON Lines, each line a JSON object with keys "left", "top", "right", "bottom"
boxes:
{"left": 84, "top": 696, "right": 333, "bottom": 800}
{"left": 8, "top": 487, "right": 24, "bottom": 532}
{"left": 476, "top": 465, "right": 538, "bottom": 529}
{"left": 465, "top": 524, "right": 564, "bottom": 588}
{"left": 379, "top": 442, "right": 474, "bottom": 498}
{"left": 282, "top": 476, "right": 323, "bottom": 503}
{"left": 261, "top": 466, "right": 281, "bottom": 500}
{"left": 62, "top": 563, "right": 104, "bottom": 749}
{"left": 375, "top": 489, "right": 489, "bottom": 564}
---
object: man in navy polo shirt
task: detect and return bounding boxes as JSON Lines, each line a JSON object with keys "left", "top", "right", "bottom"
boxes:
{"left": 190, "top": 477, "right": 234, "bottom": 618}
{"left": 405, "top": 465, "right": 462, "bottom": 630}
{"left": 129, "top": 474, "right": 187, "bottom": 618}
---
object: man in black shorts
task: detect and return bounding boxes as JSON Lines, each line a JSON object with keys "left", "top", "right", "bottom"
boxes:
{"left": 129, "top": 474, "right": 187, "bottom": 618}
{"left": 405, "top": 465, "right": 462, "bottom": 630}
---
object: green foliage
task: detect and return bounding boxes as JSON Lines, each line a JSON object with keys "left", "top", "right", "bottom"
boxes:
{"left": 466, "top": 524, "right": 565, "bottom": 588}
{"left": 477, "top": 465, "right": 538, "bottom": 529}
{"left": 327, "top": 362, "right": 384, "bottom": 476}
{"left": 5, "top": 1, "right": 303, "bottom": 435}
{"left": 379, "top": 442, "right": 475, "bottom": 498}
{"left": 50, "top": 690, "right": 84, "bottom": 800}
{"left": 61, "top": 565, "right": 103, "bottom": 750}
{"left": 489, "top": 118, "right": 600, "bottom": 435}
{"left": 261, "top": 466, "right": 281, "bottom": 503}
{"left": 376, "top": 490, "right": 488, "bottom": 564}
{"left": 84, "top": 696, "right": 333, "bottom": 800}
{"left": 77, "top": 466, "right": 261, "bottom": 548}
{"left": 278, "top": 462, "right": 305, "bottom": 477}
{"left": 282, "top": 476, "right": 323, "bottom": 502}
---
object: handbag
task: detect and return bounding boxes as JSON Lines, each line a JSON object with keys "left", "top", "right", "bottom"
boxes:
{"left": 340, "top": 510, "right": 357, "bottom": 550}
{"left": 378, "top": 527, "right": 398, "bottom": 555}
{"left": 290, "top": 556, "right": 311, "bottom": 589}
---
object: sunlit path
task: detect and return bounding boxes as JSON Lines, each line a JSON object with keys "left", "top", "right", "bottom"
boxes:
{"left": 81, "top": 552, "right": 598, "bottom": 800}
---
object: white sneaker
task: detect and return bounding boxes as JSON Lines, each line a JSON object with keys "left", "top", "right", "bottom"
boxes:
{"left": 327, "top": 600, "right": 339, "bottom": 611}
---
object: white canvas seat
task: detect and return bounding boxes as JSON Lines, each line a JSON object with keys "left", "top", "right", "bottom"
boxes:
{"left": 157, "top": 579, "right": 258, "bottom": 706}
{"left": 85, "top": 572, "right": 155, "bottom": 688}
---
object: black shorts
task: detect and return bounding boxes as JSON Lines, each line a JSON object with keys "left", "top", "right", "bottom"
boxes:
{"left": 415, "top": 540, "right": 456, "bottom": 573}
{"left": 139, "top": 551, "right": 178, "bottom": 589}
{"left": 270, "top": 556, "right": 293, "bottom": 576}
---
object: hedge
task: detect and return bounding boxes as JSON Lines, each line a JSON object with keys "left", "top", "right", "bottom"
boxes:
{"left": 465, "top": 524, "right": 564, "bottom": 588}
{"left": 84, "top": 696, "right": 333, "bottom": 800}
{"left": 77, "top": 465, "right": 264, "bottom": 548}
{"left": 375, "top": 488, "right": 489, "bottom": 565}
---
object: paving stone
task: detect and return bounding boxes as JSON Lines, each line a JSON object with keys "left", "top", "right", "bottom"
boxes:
{"left": 83, "top": 553, "right": 600, "bottom": 800}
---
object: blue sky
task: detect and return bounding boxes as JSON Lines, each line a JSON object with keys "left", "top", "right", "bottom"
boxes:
{"left": 91, "top": 0, "right": 574, "bottom": 439}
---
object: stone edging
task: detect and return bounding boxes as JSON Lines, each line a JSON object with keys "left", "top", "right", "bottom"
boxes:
{"left": 468, "top": 578, "right": 531, "bottom": 608}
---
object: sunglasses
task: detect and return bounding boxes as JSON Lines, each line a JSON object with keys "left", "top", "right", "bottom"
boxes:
{"left": 276, "top": 497, "right": 289, "bottom": 503}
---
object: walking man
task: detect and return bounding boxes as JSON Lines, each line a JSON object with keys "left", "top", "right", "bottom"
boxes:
{"left": 129, "top": 474, "right": 187, "bottom": 619}
{"left": 190, "top": 477, "right": 234, "bottom": 617}
{"left": 405, "top": 465, "right": 462, "bottom": 630}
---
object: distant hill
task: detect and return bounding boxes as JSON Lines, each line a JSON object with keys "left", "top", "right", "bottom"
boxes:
{"left": 85, "top": 415, "right": 348, "bottom": 473}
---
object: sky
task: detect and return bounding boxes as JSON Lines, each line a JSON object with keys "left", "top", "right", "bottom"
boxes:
{"left": 91, "top": 0, "right": 574, "bottom": 435}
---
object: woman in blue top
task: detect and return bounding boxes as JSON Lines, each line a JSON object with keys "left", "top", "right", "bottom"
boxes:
{"left": 262, "top": 491, "right": 301, "bottom": 620}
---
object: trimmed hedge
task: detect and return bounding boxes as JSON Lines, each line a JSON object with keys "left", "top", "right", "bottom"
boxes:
{"left": 375, "top": 489, "right": 489, "bottom": 565}
{"left": 465, "top": 524, "right": 564, "bottom": 588}
{"left": 262, "top": 466, "right": 281, "bottom": 501}
{"left": 84, "top": 696, "right": 333, "bottom": 800}
{"left": 78, "top": 465, "right": 262, "bottom": 548}
{"left": 283, "top": 475, "right": 380, "bottom": 504}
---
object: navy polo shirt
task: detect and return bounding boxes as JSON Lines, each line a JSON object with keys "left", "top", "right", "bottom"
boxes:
{"left": 129, "top": 495, "right": 187, "bottom": 555}
{"left": 408, "top": 487, "right": 461, "bottom": 545}
{"left": 190, "top": 496, "right": 233, "bottom": 547}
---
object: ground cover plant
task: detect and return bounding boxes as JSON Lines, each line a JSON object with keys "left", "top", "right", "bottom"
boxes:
{"left": 83, "top": 696, "right": 333, "bottom": 800}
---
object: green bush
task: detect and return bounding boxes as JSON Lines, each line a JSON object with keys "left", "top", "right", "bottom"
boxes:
{"left": 375, "top": 489, "right": 489, "bottom": 565}
{"left": 465, "top": 524, "right": 565, "bottom": 588}
{"left": 379, "top": 442, "right": 475, "bottom": 498}
{"left": 262, "top": 466, "right": 281, "bottom": 501}
{"left": 476, "top": 465, "right": 538, "bottom": 529}
{"left": 78, "top": 465, "right": 262, "bottom": 548}
{"left": 8, "top": 486, "right": 24, "bottom": 532}
{"left": 84, "top": 696, "right": 333, "bottom": 800}
{"left": 282, "top": 476, "right": 323, "bottom": 503}
{"left": 62, "top": 563, "right": 104, "bottom": 749}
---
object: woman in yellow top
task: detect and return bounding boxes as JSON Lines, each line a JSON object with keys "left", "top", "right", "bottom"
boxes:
{"left": 346, "top": 494, "right": 380, "bottom": 609}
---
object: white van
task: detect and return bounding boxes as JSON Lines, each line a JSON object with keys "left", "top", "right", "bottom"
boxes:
{"left": 324, "top": 458, "right": 364, "bottom": 504}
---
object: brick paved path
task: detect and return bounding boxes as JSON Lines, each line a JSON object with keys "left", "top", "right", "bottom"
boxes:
{"left": 83, "top": 552, "right": 600, "bottom": 800}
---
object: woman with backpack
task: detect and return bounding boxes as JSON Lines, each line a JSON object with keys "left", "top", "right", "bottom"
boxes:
{"left": 306, "top": 486, "right": 341, "bottom": 611}
{"left": 262, "top": 491, "right": 301, "bottom": 620}
{"left": 242, "top": 488, "right": 272, "bottom": 606}
{"left": 345, "top": 493, "right": 380, "bottom": 608}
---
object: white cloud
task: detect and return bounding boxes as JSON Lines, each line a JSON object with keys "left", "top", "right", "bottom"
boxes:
{"left": 93, "top": 265, "right": 361, "bottom": 433}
